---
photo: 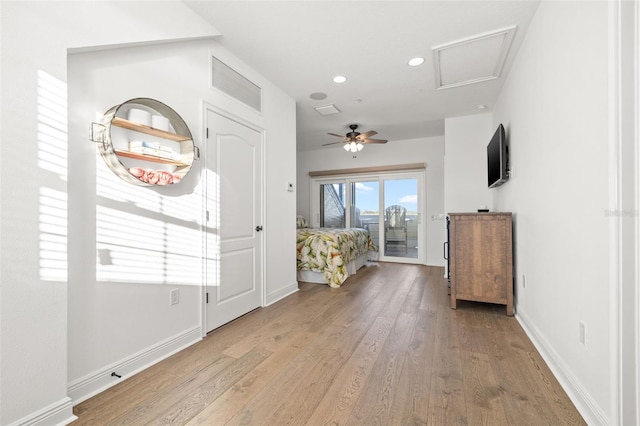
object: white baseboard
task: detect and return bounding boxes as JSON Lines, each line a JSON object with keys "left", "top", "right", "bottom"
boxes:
{"left": 6, "top": 397, "right": 76, "bottom": 426}
{"left": 68, "top": 326, "right": 202, "bottom": 405}
{"left": 265, "top": 281, "right": 298, "bottom": 306}
{"left": 516, "top": 309, "right": 608, "bottom": 425}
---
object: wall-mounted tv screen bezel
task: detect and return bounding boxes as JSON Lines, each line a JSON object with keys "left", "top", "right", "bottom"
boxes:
{"left": 487, "top": 123, "right": 509, "bottom": 188}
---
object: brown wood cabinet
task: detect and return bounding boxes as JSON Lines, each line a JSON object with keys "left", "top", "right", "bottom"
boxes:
{"left": 449, "top": 212, "right": 513, "bottom": 316}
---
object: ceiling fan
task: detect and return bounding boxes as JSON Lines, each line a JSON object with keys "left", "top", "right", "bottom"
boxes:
{"left": 323, "top": 124, "right": 388, "bottom": 152}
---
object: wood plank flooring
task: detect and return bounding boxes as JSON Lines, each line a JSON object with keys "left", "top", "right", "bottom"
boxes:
{"left": 73, "top": 263, "right": 585, "bottom": 425}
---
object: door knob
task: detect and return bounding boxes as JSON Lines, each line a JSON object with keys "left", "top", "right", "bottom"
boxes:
{"left": 255, "top": 225, "right": 263, "bottom": 232}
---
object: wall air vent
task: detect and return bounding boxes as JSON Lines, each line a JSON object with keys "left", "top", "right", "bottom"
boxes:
{"left": 212, "top": 56, "right": 262, "bottom": 112}
{"left": 433, "top": 26, "right": 517, "bottom": 90}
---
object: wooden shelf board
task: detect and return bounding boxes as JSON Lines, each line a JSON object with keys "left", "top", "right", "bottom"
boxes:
{"left": 112, "top": 117, "right": 191, "bottom": 142}
{"left": 115, "top": 149, "right": 189, "bottom": 167}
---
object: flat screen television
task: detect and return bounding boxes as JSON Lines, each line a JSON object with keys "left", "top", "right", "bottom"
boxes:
{"left": 487, "top": 123, "right": 509, "bottom": 188}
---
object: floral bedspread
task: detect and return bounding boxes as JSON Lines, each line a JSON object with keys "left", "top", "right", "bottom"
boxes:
{"left": 296, "top": 227, "right": 376, "bottom": 288}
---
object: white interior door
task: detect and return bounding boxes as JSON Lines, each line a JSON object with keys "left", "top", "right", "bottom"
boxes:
{"left": 205, "top": 108, "right": 263, "bottom": 333}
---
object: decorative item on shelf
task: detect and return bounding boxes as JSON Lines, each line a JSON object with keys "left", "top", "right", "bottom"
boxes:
{"left": 128, "top": 140, "right": 180, "bottom": 161}
{"left": 90, "top": 98, "right": 199, "bottom": 187}
{"left": 127, "top": 108, "right": 151, "bottom": 126}
{"left": 151, "top": 115, "right": 170, "bottom": 132}
{"left": 128, "top": 167, "right": 182, "bottom": 185}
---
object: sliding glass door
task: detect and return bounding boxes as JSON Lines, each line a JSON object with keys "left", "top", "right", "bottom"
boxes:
{"left": 310, "top": 171, "right": 424, "bottom": 264}
{"left": 352, "top": 180, "right": 380, "bottom": 249}
{"left": 382, "top": 177, "right": 419, "bottom": 259}
{"left": 319, "top": 182, "right": 345, "bottom": 228}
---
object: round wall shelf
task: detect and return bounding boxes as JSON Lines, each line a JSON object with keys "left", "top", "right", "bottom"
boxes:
{"left": 90, "top": 98, "right": 197, "bottom": 186}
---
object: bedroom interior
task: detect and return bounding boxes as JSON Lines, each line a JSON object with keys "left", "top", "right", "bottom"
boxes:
{"left": 0, "top": 1, "right": 638, "bottom": 426}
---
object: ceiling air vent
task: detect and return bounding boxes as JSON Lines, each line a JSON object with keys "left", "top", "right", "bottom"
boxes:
{"left": 314, "top": 104, "right": 341, "bottom": 116}
{"left": 212, "top": 56, "right": 262, "bottom": 112}
{"left": 432, "top": 26, "right": 517, "bottom": 90}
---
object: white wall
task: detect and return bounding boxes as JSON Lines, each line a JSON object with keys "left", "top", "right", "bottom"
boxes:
{"left": 67, "top": 38, "right": 296, "bottom": 402}
{"left": 443, "top": 114, "right": 492, "bottom": 214}
{"left": 614, "top": 1, "right": 640, "bottom": 423}
{"left": 297, "top": 136, "right": 445, "bottom": 267}
{"left": 262, "top": 82, "right": 298, "bottom": 306}
{"left": 0, "top": 2, "right": 295, "bottom": 424}
{"left": 490, "top": 2, "right": 610, "bottom": 423}
{"left": 67, "top": 39, "right": 205, "bottom": 401}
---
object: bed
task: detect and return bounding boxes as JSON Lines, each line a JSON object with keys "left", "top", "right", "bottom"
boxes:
{"left": 296, "top": 219, "right": 377, "bottom": 287}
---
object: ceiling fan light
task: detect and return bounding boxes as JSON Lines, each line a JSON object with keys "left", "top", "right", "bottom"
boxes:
{"left": 343, "top": 143, "right": 350, "bottom": 151}
{"left": 356, "top": 142, "right": 364, "bottom": 151}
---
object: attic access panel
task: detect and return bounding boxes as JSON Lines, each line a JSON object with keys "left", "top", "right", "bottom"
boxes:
{"left": 433, "top": 26, "right": 517, "bottom": 90}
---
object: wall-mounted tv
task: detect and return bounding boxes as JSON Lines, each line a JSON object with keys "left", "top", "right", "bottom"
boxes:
{"left": 487, "top": 123, "right": 509, "bottom": 188}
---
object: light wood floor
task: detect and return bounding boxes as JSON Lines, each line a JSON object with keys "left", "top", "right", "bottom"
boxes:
{"left": 73, "top": 263, "right": 585, "bottom": 425}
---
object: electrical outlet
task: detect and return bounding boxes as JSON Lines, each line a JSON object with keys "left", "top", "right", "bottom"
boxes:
{"left": 170, "top": 288, "right": 180, "bottom": 306}
{"left": 579, "top": 321, "right": 586, "bottom": 345}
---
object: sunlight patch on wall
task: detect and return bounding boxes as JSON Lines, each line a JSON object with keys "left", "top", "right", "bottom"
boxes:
{"left": 95, "top": 205, "right": 201, "bottom": 284}
{"left": 37, "top": 70, "right": 68, "bottom": 179}
{"left": 96, "top": 163, "right": 200, "bottom": 223}
{"left": 37, "top": 70, "right": 68, "bottom": 282}
{"left": 95, "top": 160, "right": 201, "bottom": 285}
{"left": 39, "top": 187, "right": 68, "bottom": 281}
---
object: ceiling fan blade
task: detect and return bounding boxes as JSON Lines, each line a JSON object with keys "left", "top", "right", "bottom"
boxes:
{"left": 362, "top": 138, "right": 387, "bottom": 144}
{"left": 322, "top": 141, "right": 345, "bottom": 146}
{"left": 328, "top": 132, "right": 347, "bottom": 138}
{"left": 356, "top": 130, "right": 378, "bottom": 139}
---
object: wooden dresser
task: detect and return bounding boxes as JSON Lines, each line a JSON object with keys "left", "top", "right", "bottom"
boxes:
{"left": 449, "top": 212, "right": 513, "bottom": 316}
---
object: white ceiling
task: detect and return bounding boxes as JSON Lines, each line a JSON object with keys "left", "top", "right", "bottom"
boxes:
{"left": 184, "top": 1, "right": 540, "bottom": 152}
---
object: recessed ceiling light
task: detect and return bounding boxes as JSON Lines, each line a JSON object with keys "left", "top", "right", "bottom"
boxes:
{"left": 333, "top": 75, "right": 347, "bottom": 84}
{"left": 310, "top": 92, "right": 327, "bottom": 100}
{"left": 408, "top": 57, "right": 425, "bottom": 67}
{"left": 477, "top": 104, "right": 489, "bottom": 110}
